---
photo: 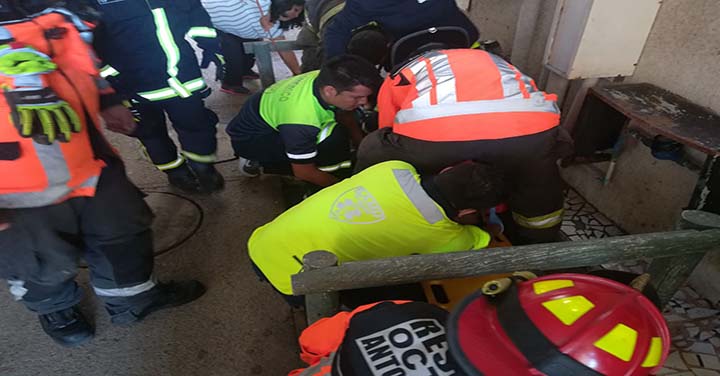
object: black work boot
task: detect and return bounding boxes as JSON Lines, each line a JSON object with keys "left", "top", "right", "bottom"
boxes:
{"left": 38, "top": 306, "right": 94, "bottom": 347}
{"left": 188, "top": 161, "right": 225, "bottom": 193}
{"left": 166, "top": 163, "right": 202, "bottom": 193}
{"left": 108, "top": 280, "right": 206, "bottom": 325}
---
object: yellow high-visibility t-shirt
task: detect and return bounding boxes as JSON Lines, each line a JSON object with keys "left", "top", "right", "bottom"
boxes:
{"left": 248, "top": 160, "right": 491, "bottom": 294}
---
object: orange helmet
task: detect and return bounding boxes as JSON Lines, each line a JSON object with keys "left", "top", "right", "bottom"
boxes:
{"left": 447, "top": 273, "right": 670, "bottom": 376}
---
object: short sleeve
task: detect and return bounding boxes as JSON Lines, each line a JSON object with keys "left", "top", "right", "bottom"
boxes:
{"left": 278, "top": 124, "right": 321, "bottom": 164}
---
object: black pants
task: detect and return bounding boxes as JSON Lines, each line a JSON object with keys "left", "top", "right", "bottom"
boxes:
{"left": 296, "top": 26, "right": 323, "bottom": 73}
{"left": 231, "top": 124, "right": 353, "bottom": 175}
{"left": 219, "top": 31, "right": 259, "bottom": 87}
{"left": 0, "top": 161, "right": 155, "bottom": 314}
{"left": 132, "top": 94, "right": 219, "bottom": 167}
{"left": 356, "top": 128, "right": 567, "bottom": 244}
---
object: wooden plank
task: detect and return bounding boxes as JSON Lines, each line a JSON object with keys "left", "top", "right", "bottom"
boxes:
{"left": 591, "top": 83, "right": 720, "bottom": 156}
{"left": 243, "top": 40, "right": 302, "bottom": 53}
{"left": 292, "top": 228, "right": 720, "bottom": 294}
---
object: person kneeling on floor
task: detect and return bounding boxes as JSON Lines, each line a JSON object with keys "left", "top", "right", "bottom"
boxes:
{"left": 226, "top": 54, "right": 381, "bottom": 188}
{"left": 248, "top": 160, "right": 505, "bottom": 306}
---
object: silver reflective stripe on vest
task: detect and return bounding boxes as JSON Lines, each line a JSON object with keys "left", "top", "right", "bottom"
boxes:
{"left": 395, "top": 92, "right": 560, "bottom": 124}
{"left": 408, "top": 51, "right": 457, "bottom": 108}
{"left": 489, "top": 54, "right": 534, "bottom": 98}
{"left": 0, "top": 142, "right": 87, "bottom": 208}
{"left": 428, "top": 52, "right": 457, "bottom": 105}
{"left": 296, "top": 352, "right": 336, "bottom": 375}
{"left": 93, "top": 277, "right": 156, "bottom": 297}
{"left": 392, "top": 169, "right": 444, "bottom": 224}
{"left": 409, "top": 53, "right": 433, "bottom": 108}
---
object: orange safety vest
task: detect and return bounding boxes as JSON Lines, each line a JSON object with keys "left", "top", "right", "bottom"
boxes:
{"left": 0, "top": 12, "right": 108, "bottom": 208}
{"left": 289, "top": 301, "right": 411, "bottom": 376}
{"left": 377, "top": 49, "right": 560, "bottom": 142}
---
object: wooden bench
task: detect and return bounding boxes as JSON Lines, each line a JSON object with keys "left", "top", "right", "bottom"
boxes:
{"left": 292, "top": 210, "right": 720, "bottom": 323}
{"left": 568, "top": 83, "right": 720, "bottom": 214}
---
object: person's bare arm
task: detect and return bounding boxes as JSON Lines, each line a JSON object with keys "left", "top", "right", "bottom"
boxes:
{"left": 291, "top": 163, "right": 339, "bottom": 187}
{"left": 270, "top": 36, "right": 301, "bottom": 75}
{"left": 278, "top": 50, "right": 301, "bottom": 75}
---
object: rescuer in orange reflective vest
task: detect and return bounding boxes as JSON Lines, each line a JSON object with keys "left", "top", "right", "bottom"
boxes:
{"left": 288, "top": 273, "right": 671, "bottom": 376}
{"left": 356, "top": 28, "right": 572, "bottom": 244}
{"left": 0, "top": 1, "right": 204, "bottom": 347}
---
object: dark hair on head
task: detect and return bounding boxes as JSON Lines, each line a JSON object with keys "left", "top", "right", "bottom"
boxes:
{"left": 347, "top": 29, "right": 390, "bottom": 66}
{"left": 316, "top": 54, "right": 382, "bottom": 93}
{"left": 433, "top": 161, "right": 506, "bottom": 211}
{"left": 270, "top": 0, "right": 305, "bottom": 30}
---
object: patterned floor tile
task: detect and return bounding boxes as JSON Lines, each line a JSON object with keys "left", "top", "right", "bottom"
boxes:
{"left": 561, "top": 188, "right": 626, "bottom": 240}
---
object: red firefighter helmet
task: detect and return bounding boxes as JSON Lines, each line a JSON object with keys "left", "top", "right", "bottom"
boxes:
{"left": 447, "top": 273, "right": 670, "bottom": 376}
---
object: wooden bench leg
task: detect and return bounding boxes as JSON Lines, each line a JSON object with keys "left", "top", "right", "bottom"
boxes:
{"left": 302, "top": 251, "right": 340, "bottom": 325}
{"left": 648, "top": 210, "right": 720, "bottom": 307}
{"left": 253, "top": 43, "right": 276, "bottom": 88}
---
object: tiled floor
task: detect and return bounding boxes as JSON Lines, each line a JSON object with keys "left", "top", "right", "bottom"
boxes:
{"left": 561, "top": 188, "right": 720, "bottom": 375}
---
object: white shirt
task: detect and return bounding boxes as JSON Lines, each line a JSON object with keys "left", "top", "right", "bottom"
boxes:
{"left": 201, "top": 0, "right": 283, "bottom": 39}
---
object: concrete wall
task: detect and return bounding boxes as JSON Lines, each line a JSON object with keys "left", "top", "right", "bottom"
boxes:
{"left": 627, "top": 0, "right": 720, "bottom": 113}
{"left": 467, "top": 0, "right": 557, "bottom": 80}
{"left": 466, "top": 0, "right": 720, "bottom": 302}
{"left": 468, "top": 0, "right": 524, "bottom": 57}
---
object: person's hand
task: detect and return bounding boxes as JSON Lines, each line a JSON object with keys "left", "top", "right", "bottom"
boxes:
{"left": 101, "top": 104, "right": 137, "bottom": 135}
{"left": 0, "top": 223, "right": 9, "bottom": 231}
{"left": 259, "top": 15, "right": 273, "bottom": 32}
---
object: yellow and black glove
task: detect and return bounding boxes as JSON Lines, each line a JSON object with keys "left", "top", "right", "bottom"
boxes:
{"left": 0, "top": 43, "right": 82, "bottom": 144}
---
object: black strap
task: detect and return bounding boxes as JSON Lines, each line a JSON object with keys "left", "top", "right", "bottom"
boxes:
{"left": 494, "top": 284, "right": 603, "bottom": 376}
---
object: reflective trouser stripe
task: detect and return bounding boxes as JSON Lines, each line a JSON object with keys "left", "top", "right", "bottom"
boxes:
{"left": 181, "top": 150, "right": 216, "bottom": 163}
{"left": 93, "top": 278, "right": 156, "bottom": 297}
{"left": 137, "top": 78, "right": 206, "bottom": 101}
{"left": 8, "top": 280, "right": 27, "bottom": 301}
{"left": 295, "top": 353, "right": 335, "bottom": 376}
{"left": 156, "top": 155, "right": 185, "bottom": 171}
{"left": 392, "top": 168, "right": 445, "bottom": 224}
{"left": 186, "top": 26, "right": 216, "bottom": 39}
{"left": 100, "top": 65, "right": 120, "bottom": 78}
{"left": 318, "top": 160, "right": 351, "bottom": 172}
{"left": 513, "top": 209, "right": 564, "bottom": 229}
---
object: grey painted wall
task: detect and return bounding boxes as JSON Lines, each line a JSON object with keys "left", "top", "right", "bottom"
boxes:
{"left": 627, "top": 0, "right": 720, "bottom": 114}
{"left": 468, "top": 0, "right": 524, "bottom": 57}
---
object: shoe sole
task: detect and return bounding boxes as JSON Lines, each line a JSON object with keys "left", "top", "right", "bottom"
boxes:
{"left": 220, "top": 88, "right": 250, "bottom": 96}
{"left": 51, "top": 331, "right": 95, "bottom": 347}
{"left": 111, "top": 284, "right": 207, "bottom": 325}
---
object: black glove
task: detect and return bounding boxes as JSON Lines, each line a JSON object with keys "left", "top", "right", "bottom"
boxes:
{"left": 200, "top": 50, "right": 225, "bottom": 81}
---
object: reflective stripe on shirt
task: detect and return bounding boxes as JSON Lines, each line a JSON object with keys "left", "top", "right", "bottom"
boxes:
{"left": 392, "top": 169, "right": 445, "bottom": 225}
